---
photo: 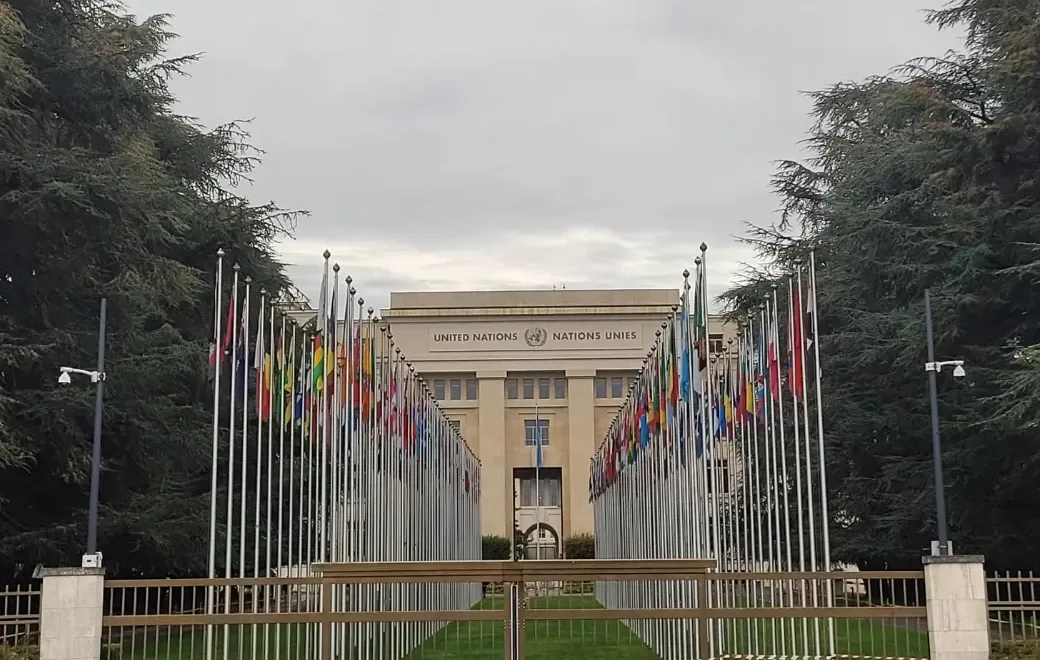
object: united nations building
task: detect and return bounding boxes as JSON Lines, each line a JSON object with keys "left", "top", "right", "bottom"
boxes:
{"left": 382, "top": 289, "right": 734, "bottom": 558}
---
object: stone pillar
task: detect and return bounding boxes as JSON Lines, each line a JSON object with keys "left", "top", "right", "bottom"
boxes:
{"left": 37, "top": 566, "right": 105, "bottom": 660}
{"left": 477, "top": 370, "right": 508, "bottom": 538}
{"left": 566, "top": 369, "right": 596, "bottom": 537}
{"left": 922, "top": 555, "right": 989, "bottom": 660}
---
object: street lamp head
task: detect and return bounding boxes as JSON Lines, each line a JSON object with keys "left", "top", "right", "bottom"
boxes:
{"left": 58, "top": 370, "right": 72, "bottom": 386}
{"left": 953, "top": 364, "right": 966, "bottom": 379}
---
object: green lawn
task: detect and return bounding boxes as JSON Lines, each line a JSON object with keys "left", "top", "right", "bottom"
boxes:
{"left": 714, "top": 617, "right": 929, "bottom": 659}
{"left": 112, "top": 594, "right": 928, "bottom": 659}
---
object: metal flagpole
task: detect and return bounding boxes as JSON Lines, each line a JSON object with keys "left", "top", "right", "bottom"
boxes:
{"left": 223, "top": 264, "right": 240, "bottom": 660}
{"left": 251, "top": 289, "right": 266, "bottom": 660}
{"left": 263, "top": 299, "right": 275, "bottom": 657}
{"left": 809, "top": 250, "right": 836, "bottom": 655}
{"left": 275, "top": 313, "right": 287, "bottom": 660}
{"left": 304, "top": 327, "right": 315, "bottom": 660}
{"left": 285, "top": 320, "right": 297, "bottom": 659}
{"left": 535, "top": 398, "right": 541, "bottom": 561}
{"left": 206, "top": 248, "right": 225, "bottom": 660}
{"left": 796, "top": 263, "right": 821, "bottom": 656}
{"left": 238, "top": 276, "right": 251, "bottom": 660}
{"left": 787, "top": 274, "right": 810, "bottom": 657}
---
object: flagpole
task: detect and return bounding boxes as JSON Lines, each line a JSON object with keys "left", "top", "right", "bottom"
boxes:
{"left": 535, "top": 398, "right": 541, "bottom": 561}
{"left": 285, "top": 319, "right": 297, "bottom": 657}
{"left": 251, "top": 289, "right": 266, "bottom": 660}
{"left": 787, "top": 274, "right": 810, "bottom": 658}
{"left": 222, "top": 264, "right": 240, "bottom": 660}
{"left": 206, "top": 248, "right": 225, "bottom": 660}
{"left": 809, "top": 250, "right": 836, "bottom": 655}
{"left": 274, "top": 312, "right": 286, "bottom": 660}
{"left": 794, "top": 263, "right": 821, "bottom": 656}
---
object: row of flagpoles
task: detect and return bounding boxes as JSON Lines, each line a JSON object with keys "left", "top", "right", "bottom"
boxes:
{"left": 205, "top": 249, "right": 482, "bottom": 660}
{"left": 590, "top": 246, "right": 834, "bottom": 660}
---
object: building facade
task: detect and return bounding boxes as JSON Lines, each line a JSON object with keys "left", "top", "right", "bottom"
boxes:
{"left": 382, "top": 289, "right": 734, "bottom": 556}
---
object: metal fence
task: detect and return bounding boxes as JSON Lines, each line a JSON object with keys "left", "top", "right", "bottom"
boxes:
{"left": 92, "top": 561, "right": 927, "bottom": 659}
{"left": 0, "top": 583, "right": 39, "bottom": 648}
{"left": 988, "top": 570, "right": 1040, "bottom": 646}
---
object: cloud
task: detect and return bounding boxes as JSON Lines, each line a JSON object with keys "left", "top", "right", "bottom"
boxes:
{"left": 129, "top": 0, "right": 963, "bottom": 312}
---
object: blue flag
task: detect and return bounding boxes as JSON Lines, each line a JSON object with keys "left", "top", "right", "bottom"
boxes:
{"left": 535, "top": 422, "right": 544, "bottom": 468}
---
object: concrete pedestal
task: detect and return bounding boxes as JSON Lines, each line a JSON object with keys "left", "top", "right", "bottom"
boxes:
{"left": 37, "top": 566, "right": 105, "bottom": 660}
{"left": 922, "top": 555, "right": 989, "bottom": 660}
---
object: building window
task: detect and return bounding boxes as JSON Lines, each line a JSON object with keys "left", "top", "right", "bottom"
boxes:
{"left": 522, "top": 378, "right": 535, "bottom": 399}
{"left": 627, "top": 376, "right": 637, "bottom": 394}
{"left": 538, "top": 378, "right": 551, "bottom": 400}
{"left": 524, "top": 419, "right": 550, "bottom": 446}
{"left": 709, "top": 333, "right": 725, "bottom": 355}
{"left": 554, "top": 378, "right": 567, "bottom": 399}
{"left": 594, "top": 378, "right": 607, "bottom": 399}
{"left": 519, "top": 475, "right": 562, "bottom": 507}
{"left": 433, "top": 379, "right": 445, "bottom": 400}
{"left": 466, "top": 378, "right": 479, "bottom": 400}
{"left": 610, "top": 377, "right": 623, "bottom": 399}
{"left": 506, "top": 379, "right": 519, "bottom": 400}
{"left": 707, "top": 459, "right": 730, "bottom": 494}
{"left": 449, "top": 379, "right": 462, "bottom": 400}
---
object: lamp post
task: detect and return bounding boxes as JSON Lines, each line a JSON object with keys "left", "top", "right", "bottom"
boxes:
{"left": 923, "top": 289, "right": 964, "bottom": 557}
{"left": 58, "top": 297, "right": 107, "bottom": 568}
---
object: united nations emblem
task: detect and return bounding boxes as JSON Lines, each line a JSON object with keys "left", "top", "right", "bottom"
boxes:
{"left": 524, "top": 327, "right": 547, "bottom": 347}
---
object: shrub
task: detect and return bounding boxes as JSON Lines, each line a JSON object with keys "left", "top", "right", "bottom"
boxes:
{"left": 0, "top": 645, "right": 39, "bottom": 660}
{"left": 482, "top": 534, "right": 511, "bottom": 560}
{"left": 564, "top": 533, "right": 595, "bottom": 559}
{"left": 0, "top": 642, "right": 120, "bottom": 660}
{"left": 993, "top": 642, "right": 1040, "bottom": 660}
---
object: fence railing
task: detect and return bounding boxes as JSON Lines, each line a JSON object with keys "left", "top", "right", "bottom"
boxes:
{"left": 0, "top": 583, "right": 40, "bottom": 647}
{"left": 988, "top": 570, "right": 1040, "bottom": 646}
{"left": 94, "top": 561, "right": 927, "bottom": 660}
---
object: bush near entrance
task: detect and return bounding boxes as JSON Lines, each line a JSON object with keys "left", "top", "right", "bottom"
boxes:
{"left": 564, "top": 533, "right": 595, "bottom": 559}
{"left": 481, "top": 534, "right": 511, "bottom": 560}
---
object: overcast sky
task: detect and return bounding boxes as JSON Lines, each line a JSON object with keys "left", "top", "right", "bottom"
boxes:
{"left": 128, "top": 0, "right": 962, "bottom": 312}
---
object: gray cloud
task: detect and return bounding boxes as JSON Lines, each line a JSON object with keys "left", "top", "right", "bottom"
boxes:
{"left": 129, "top": 0, "right": 962, "bottom": 309}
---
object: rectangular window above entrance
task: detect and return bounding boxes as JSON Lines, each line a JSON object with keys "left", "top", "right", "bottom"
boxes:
{"left": 524, "top": 419, "right": 549, "bottom": 445}
{"left": 611, "top": 377, "right": 623, "bottom": 399}
{"left": 538, "top": 378, "right": 551, "bottom": 400}
{"left": 466, "top": 378, "right": 478, "bottom": 400}
{"left": 449, "top": 379, "right": 462, "bottom": 400}
{"left": 506, "top": 379, "right": 518, "bottom": 400}
{"left": 522, "top": 378, "right": 535, "bottom": 399}
{"left": 518, "top": 473, "right": 561, "bottom": 507}
{"left": 594, "top": 377, "right": 607, "bottom": 399}
{"left": 433, "top": 379, "right": 445, "bottom": 400}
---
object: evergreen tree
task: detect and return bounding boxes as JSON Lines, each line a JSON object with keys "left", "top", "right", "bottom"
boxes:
{"left": 726, "top": 0, "right": 1040, "bottom": 570}
{"left": 0, "top": 0, "right": 303, "bottom": 577}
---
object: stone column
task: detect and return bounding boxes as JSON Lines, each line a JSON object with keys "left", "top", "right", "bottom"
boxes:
{"left": 922, "top": 555, "right": 989, "bottom": 660}
{"left": 566, "top": 369, "right": 596, "bottom": 537}
{"left": 477, "top": 370, "right": 508, "bottom": 538}
{"left": 37, "top": 566, "right": 105, "bottom": 660}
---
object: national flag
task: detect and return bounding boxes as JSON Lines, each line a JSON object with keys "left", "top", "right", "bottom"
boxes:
{"left": 789, "top": 282, "right": 805, "bottom": 401}
{"left": 312, "top": 270, "right": 328, "bottom": 392}
{"left": 294, "top": 355, "right": 305, "bottom": 426}
{"left": 260, "top": 345, "right": 272, "bottom": 421}
{"left": 805, "top": 269, "right": 817, "bottom": 381}
{"left": 535, "top": 419, "right": 544, "bottom": 468}
{"left": 325, "top": 284, "right": 338, "bottom": 406}
{"left": 233, "top": 309, "right": 247, "bottom": 408}
{"left": 253, "top": 315, "right": 264, "bottom": 415}
{"left": 680, "top": 298, "right": 693, "bottom": 400}
{"left": 768, "top": 315, "right": 780, "bottom": 401}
